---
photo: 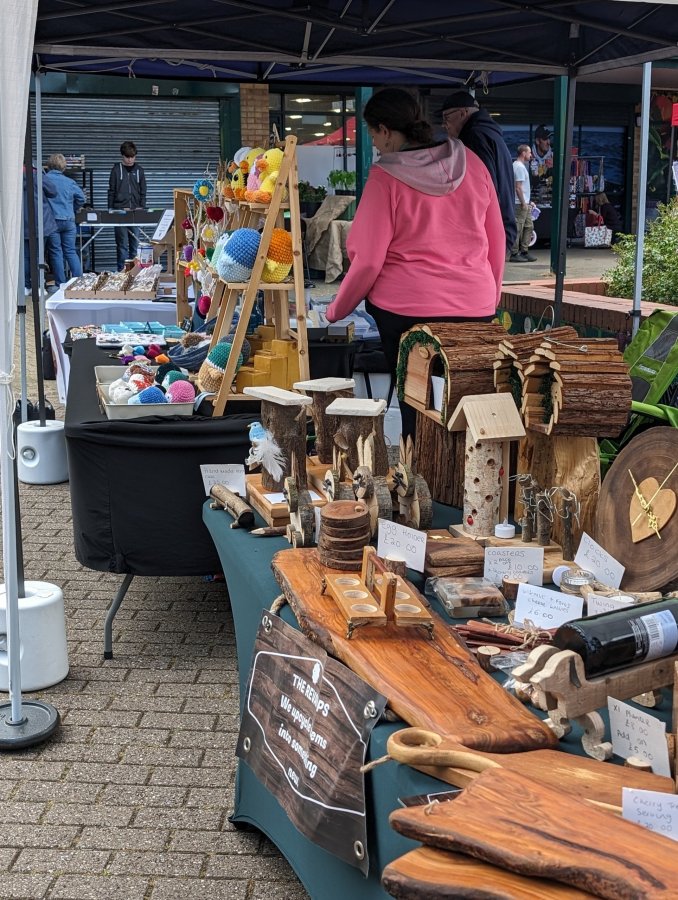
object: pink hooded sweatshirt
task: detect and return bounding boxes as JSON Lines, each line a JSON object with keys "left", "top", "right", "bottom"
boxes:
{"left": 325, "top": 139, "right": 505, "bottom": 322}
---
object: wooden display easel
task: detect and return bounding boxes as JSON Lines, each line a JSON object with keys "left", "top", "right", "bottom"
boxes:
{"left": 173, "top": 187, "right": 194, "bottom": 325}
{"left": 209, "top": 135, "right": 310, "bottom": 415}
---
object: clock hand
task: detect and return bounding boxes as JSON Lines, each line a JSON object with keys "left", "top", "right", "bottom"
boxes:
{"left": 639, "top": 460, "right": 678, "bottom": 511}
{"left": 628, "top": 469, "right": 661, "bottom": 539}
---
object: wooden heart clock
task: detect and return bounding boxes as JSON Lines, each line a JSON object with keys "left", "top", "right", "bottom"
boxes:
{"left": 596, "top": 426, "right": 678, "bottom": 591}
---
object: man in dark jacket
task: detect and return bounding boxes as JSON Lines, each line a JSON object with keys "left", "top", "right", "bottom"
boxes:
{"left": 108, "top": 140, "right": 147, "bottom": 270}
{"left": 440, "top": 91, "right": 517, "bottom": 255}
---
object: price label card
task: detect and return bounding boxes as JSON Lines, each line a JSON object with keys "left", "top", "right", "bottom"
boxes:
{"left": 265, "top": 490, "right": 322, "bottom": 504}
{"left": 377, "top": 519, "right": 427, "bottom": 573}
{"left": 200, "top": 464, "right": 246, "bottom": 497}
{"left": 608, "top": 697, "right": 670, "bottom": 777}
{"left": 623, "top": 788, "right": 678, "bottom": 841}
{"left": 514, "top": 583, "right": 583, "bottom": 629}
{"left": 575, "top": 532, "right": 624, "bottom": 588}
{"left": 586, "top": 593, "right": 635, "bottom": 616}
{"left": 86, "top": 212, "right": 97, "bottom": 222}
{"left": 152, "top": 209, "right": 174, "bottom": 241}
{"left": 484, "top": 546, "right": 544, "bottom": 587}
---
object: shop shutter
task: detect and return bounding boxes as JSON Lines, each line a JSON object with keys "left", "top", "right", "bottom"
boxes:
{"left": 30, "top": 95, "right": 220, "bottom": 271}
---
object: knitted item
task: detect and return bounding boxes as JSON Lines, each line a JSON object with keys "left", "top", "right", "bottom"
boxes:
{"left": 182, "top": 331, "right": 205, "bottom": 348}
{"left": 253, "top": 148, "right": 285, "bottom": 204}
{"left": 108, "top": 379, "right": 135, "bottom": 404}
{"left": 261, "top": 228, "right": 294, "bottom": 283}
{"left": 167, "top": 380, "right": 196, "bottom": 403}
{"left": 154, "top": 354, "right": 170, "bottom": 365}
{"left": 193, "top": 178, "right": 215, "bottom": 202}
{"left": 223, "top": 333, "right": 251, "bottom": 366}
{"left": 128, "top": 385, "right": 168, "bottom": 405}
{"left": 216, "top": 228, "right": 261, "bottom": 283}
{"left": 196, "top": 342, "right": 243, "bottom": 394}
{"left": 128, "top": 373, "right": 154, "bottom": 392}
{"left": 197, "top": 294, "right": 212, "bottom": 318}
{"left": 155, "top": 362, "right": 181, "bottom": 384}
{"left": 162, "top": 370, "right": 189, "bottom": 390}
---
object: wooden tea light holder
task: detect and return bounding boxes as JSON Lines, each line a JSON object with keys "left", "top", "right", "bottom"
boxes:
{"left": 242, "top": 386, "right": 322, "bottom": 530}
{"left": 447, "top": 393, "right": 525, "bottom": 539}
{"left": 512, "top": 644, "right": 678, "bottom": 761}
{"left": 321, "top": 546, "right": 434, "bottom": 640}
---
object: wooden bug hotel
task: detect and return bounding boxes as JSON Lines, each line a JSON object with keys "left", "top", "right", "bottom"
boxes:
{"left": 493, "top": 326, "right": 579, "bottom": 407}
{"left": 519, "top": 336, "right": 632, "bottom": 437}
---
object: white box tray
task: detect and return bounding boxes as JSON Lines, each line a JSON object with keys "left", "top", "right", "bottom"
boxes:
{"left": 97, "top": 383, "right": 194, "bottom": 419}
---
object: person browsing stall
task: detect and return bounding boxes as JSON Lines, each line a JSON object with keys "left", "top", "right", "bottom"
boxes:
{"left": 43, "top": 154, "right": 86, "bottom": 288}
{"left": 108, "top": 140, "right": 147, "bottom": 270}
{"left": 439, "top": 90, "right": 517, "bottom": 254}
{"left": 595, "top": 192, "right": 623, "bottom": 241}
{"left": 510, "top": 144, "right": 537, "bottom": 263}
{"left": 325, "top": 88, "right": 505, "bottom": 440}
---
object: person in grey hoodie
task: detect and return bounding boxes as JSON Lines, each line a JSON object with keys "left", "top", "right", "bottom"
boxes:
{"left": 440, "top": 91, "right": 518, "bottom": 256}
{"left": 107, "top": 140, "right": 147, "bottom": 270}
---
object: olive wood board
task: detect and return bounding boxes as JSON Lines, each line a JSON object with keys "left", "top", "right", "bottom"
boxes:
{"left": 245, "top": 473, "right": 325, "bottom": 526}
{"left": 382, "top": 846, "right": 594, "bottom": 899}
{"left": 272, "top": 549, "right": 556, "bottom": 753}
{"left": 389, "top": 729, "right": 674, "bottom": 808}
{"left": 390, "top": 766, "right": 678, "bottom": 899}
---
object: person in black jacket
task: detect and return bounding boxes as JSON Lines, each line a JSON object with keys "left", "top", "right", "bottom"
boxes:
{"left": 595, "top": 192, "right": 623, "bottom": 242}
{"left": 107, "top": 140, "right": 147, "bottom": 270}
{"left": 439, "top": 91, "right": 517, "bottom": 255}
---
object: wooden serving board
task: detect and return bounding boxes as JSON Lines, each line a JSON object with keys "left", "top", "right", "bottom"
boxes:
{"left": 394, "top": 731, "right": 675, "bottom": 808}
{"left": 272, "top": 549, "right": 556, "bottom": 753}
{"left": 390, "top": 767, "right": 678, "bottom": 899}
{"left": 424, "top": 530, "right": 485, "bottom": 577}
{"left": 382, "top": 846, "right": 593, "bottom": 899}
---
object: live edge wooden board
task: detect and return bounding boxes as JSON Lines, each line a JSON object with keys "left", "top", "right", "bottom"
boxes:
{"left": 272, "top": 549, "right": 556, "bottom": 753}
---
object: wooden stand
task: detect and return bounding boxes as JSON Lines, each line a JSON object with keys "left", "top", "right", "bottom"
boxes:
{"left": 321, "top": 547, "right": 434, "bottom": 640}
{"left": 513, "top": 645, "right": 678, "bottom": 760}
{"left": 324, "top": 397, "right": 389, "bottom": 477}
{"left": 293, "top": 377, "right": 355, "bottom": 464}
{"left": 209, "top": 135, "right": 310, "bottom": 414}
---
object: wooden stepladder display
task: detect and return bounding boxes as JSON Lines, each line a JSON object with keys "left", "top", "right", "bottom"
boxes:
{"left": 210, "top": 135, "right": 310, "bottom": 415}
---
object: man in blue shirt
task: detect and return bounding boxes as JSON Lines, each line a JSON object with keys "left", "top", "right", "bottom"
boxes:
{"left": 44, "top": 154, "right": 86, "bottom": 287}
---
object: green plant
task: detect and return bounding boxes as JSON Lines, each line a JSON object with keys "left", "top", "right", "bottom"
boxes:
{"left": 327, "top": 169, "right": 356, "bottom": 191}
{"left": 603, "top": 197, "right": 678, "bottom": 305}
{"left": 298, "top": 180, "right": 327, "bottom": 202}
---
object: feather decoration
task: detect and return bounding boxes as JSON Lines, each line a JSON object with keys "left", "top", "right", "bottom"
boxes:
{"left": 246, "top": 421, "right": 286, "bottom": 482}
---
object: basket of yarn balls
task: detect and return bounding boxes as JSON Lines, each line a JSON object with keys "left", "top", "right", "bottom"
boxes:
{"left": 262, "top": 228, "right": 294, "bottom": 283}
{"left": 128, "top": 385, "right": 168, "bottom": 405}
{"left": 215, "top": 228, "right": 261, "bottom": 283}
{"left": 196, "top": 342, "right": 244, "bottom": 394}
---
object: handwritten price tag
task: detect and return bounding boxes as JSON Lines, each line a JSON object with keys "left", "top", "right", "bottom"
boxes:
{"left": 514, "top": 583, "right": 583, "bottom": 629}
{"left": 200, "top": 463, "right": 246, "bottom": 497}
{"left": 484, "top": 546, "right": 544, "bottom": 587}
{"left": 608, "top": 697, "right": 670, "bottom": 777}
{"left": 377, "top": 519, "right": 427, "bottom": 573}
{"left": 586, "top": 593, "right": 635, "bottom": 616}
{"left": 623, "top": 788, "right": 678, "bottom": 841}
{"left": 575, "top": 532, "right": 624, "bottom": 588}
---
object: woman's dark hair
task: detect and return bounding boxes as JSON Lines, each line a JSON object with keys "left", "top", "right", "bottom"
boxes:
{"left": 120, "top": 140, "right": 137, "bottom": 157}
{"left": 363, "top": 88, "right": 433, "bottom": 145}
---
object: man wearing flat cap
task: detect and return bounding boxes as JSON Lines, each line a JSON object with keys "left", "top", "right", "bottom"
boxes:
{"left": 440, "top": 90, "right": 516, "bottom": 254}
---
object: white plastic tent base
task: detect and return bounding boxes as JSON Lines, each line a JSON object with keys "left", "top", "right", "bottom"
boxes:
{"left": 0, "top": 581, "right": 69, "bottom": 691}
{"left": 17, "top": 420, "right": 68, "bottom": 484}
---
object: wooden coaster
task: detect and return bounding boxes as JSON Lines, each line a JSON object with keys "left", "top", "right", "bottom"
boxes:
{"left": 320, "top": 500, "right": 370, "bottom": 526}
{"left": 318, "top": 532, "right": 371, "bottom": 552}
{"left": 317, "top": 553, "right": 363, "bottom": 572}
{"left": 319, "top": 522, "right": 373, "bottom": 540}
{"left": 317, "top": 545, "right": 367, "bottom": 561}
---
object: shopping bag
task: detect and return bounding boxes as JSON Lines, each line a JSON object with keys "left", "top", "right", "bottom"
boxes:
{"left": 584, "top": 224, "right": 612, "bottom": 248}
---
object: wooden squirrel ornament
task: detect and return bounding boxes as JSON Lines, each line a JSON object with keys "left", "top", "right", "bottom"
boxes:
{"left": 393, "top": 436, "right": 433, "bottom": 531}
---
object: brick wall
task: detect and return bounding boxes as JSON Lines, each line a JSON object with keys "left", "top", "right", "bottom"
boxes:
{"left": 240, "top": 84, "right": 270, "bottom": 148}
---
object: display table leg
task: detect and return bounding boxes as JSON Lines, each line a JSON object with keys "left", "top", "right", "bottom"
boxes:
{"left": 104, "top": 573, "right": 134, "bottom": 660}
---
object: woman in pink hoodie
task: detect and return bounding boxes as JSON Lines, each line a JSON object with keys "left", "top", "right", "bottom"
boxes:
{"left": 325, "top": 88, "right": 505, "bottom": 438}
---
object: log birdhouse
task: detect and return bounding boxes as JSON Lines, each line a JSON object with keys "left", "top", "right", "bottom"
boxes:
{"left": 324, "top": 397, "right": 389, "bottom": 477}
{"left": 242, "top": 386, "right": 312, "bottom": 491}
{"left": 397, "top": 321, "right": 506, "bottom": 425}
{"left": 293, "top": 377, "right": 355, "bottom": 464}
{"left": 448, "top": 394, "right": 525, "bottom": 538}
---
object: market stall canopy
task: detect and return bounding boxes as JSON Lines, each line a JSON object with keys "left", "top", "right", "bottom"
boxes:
{"left": 33, "top": 0, "right": 678, "bottom": 85}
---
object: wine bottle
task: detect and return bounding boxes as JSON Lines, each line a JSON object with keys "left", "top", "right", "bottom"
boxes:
{"left": 553, "top": 598, "right": 678, "bottom": 677}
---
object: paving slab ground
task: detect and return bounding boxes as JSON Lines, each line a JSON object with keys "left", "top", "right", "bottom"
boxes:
{"left": 0, "top": 247, "right": 613, "bottom": 899}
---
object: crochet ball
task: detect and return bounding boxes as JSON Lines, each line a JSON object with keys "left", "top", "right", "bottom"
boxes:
{"left": 197, "top": 294, "right": 212, "bottom": 317}
{"left": 146, "top": 344, "right": 162, "bottom": 360}
{"left": 262, "top": 228, "right": 294, "bottom": 284}
{"left": 154, "top": 362, "right": 180, "bottom": 384}
{"left": 215, "top": 228, "right": 260, "bottom": 282}
{"left": 133, "top": 345, "right": 145, "bottom": 356}
{"left": 108, "top": 379, "right": 135, "bottom": 404}
{"left": 162, "top": 370, "right": 189, "bottom": 389}
{"left": 128, "top": 385, "right": 167, "bottom": 405}
{"left": 155, "top": 353, "right": 170, "bottom": 365}
{"left": 167, "top": 380, "right": 196, "bottom": 403}
{"left": 129, "top": 373, "right": 153, "bottom": 392}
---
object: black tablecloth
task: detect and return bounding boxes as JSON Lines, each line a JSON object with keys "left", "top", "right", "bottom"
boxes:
{"left": 64, "top": 338, "right": 256, "bottom": 576}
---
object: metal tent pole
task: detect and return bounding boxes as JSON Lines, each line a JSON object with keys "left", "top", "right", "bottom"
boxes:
{"left": 632, "top": 62, "right": 652, "bottom": 339}
{"left": 553, "top": 73, "right": 577, "bottom": 327}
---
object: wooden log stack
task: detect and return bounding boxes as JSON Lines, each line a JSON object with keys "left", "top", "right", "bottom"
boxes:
{"left": 493, "top": 326, "right": 578, "bottom": 408}
{"left": 520, "top": 337, "right": 632, "bottom": 437}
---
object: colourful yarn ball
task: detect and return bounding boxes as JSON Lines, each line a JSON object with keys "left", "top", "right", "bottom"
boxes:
{"left": 216, "top": 228, "right": 261, "bottom": 283}
{"left": 193, "top": 179, "right": 215, "bottom": 202}
{"left": 129, "top": 385, "right": 167, "bottom": 405}
{"left": 197, "top": 295, "right": 212, "bottom": 317}
{"left": 262, "top": 228, "right": 294, "bottom": 283}
{"left": 167, "top": 380, "right": 196, "bottom": 403}
{"left": 133, "top": 345, "right": 145, "bottom": 356}
{"left": 155, "top": 362, "right": 181, "bottom": 384}
{"left": 162, "top": 370, "right": 189, "bottom": 389}
{"left": 146, "top": 344, "right": 162, "bottom": 360}
{"left": 155, "top": 353, "right": 170, "bottom": 365}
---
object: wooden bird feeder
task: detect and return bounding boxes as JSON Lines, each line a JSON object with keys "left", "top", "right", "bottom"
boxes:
{"left": 448, "top": 393, "right": 525, "bottom": 538}
{"left": 324, "top": 397, "right": 389, "bottom": 477}
{"left": 293, "top": 377, "right": 355, "bottom": 465}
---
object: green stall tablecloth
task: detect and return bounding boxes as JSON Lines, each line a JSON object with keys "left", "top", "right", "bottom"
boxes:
{"left": 202, "top": 499, "right": 672, "bottom": 899}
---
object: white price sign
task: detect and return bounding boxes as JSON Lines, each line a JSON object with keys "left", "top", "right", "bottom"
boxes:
{"left": 377, "top": 519, "right": 427, "bottom": 573}
{"left": 152, "top": 209, "right": 174, "bottom": 241}
{"left": 484, "top": 546, "right": 544, "bottom": 587}
{"left": 586, "top": 593, "right": 635, "bottom": 616}
{"left": 575, "top": 532, "right": 624, "bottom": 588}
{"left": 200, "top": 464, "right": 246, "bottom": 497}
{"left": 514, "top": 583, "right": 583, "bottom": 630}
{"left": 608, "top": 697, "right": 670, "bottom": 777}
{"left": 623, "top": 788, "right": 678, "bottom": 842}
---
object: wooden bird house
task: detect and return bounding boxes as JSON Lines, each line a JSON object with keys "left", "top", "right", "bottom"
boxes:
{"left": 293, "top": 377, "right": 355, "bottom": 464}
{"left": 448, "top": 393, "right": 525, "bottom": 538}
